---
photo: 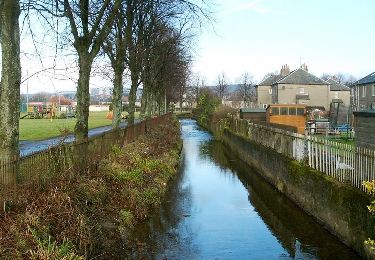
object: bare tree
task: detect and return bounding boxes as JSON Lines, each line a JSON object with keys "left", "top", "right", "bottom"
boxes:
{"left": 321, "top": 72, "right": 357, "bottom": 86}
{"left": 215, "top": 72, "right": 228, "bottom": 101}
{"left": 238, "top": 72, "right": 255, "bottom": 107}
{"left": 0, "top": 0, "right": 22, "bottom": 161}
{"left": 102, "top": 1, "right": 127, "bottom": 129}
{"left": 29, "top": 0, "right": 121, "bottom": 140}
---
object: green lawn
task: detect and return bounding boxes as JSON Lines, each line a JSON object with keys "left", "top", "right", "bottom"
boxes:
{"left": 20, "top": 111, "right": 115, "bottom": 141}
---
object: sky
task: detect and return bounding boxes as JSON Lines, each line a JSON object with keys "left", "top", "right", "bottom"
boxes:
{"left": 18, "top": 0, "right": 375, "bottom": 93}
{"left": 192, "top": 0, "right": 375, "bottom": 85}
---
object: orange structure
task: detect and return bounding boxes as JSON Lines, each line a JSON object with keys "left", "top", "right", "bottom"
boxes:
{"left": 266, "top": 104, "right": 307, "bottom": 134}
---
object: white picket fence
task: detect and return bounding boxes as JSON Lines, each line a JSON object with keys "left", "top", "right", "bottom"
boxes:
{"left": 228, "top": 117, "right": 375, "bottom": 191}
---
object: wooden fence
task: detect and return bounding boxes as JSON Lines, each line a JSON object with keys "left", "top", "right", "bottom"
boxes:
{"left": 0, "top": 114, "right": 172, "bottom": 194}
{"left": 228, "top": 116, "right": 375, "bottom": 191}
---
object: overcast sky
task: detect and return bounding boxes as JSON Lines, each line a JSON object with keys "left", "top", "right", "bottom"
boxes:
{"left": 19, "top": 0, "right": 375, "bottom": 93}
{"left": 192, "top": 0, "right": 375, "bottom": 85}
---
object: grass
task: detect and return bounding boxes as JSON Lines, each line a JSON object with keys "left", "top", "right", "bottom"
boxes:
{"left": 0, "top": 115, "right": 181, "bottom": 259}
{"left": 19, "top": 111, "right": 140, "bottom": 141}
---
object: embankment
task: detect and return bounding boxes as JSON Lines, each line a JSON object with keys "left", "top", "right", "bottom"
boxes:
{"left": 0, "top": 115, "right": 182, "bottom": 259}
{"left": 218, "top": 127, "right": 375, "bottom": 259}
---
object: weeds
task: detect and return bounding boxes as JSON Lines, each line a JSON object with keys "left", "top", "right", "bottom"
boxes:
{"left": 0, "top": 116, "right": 181, "bottom": 258}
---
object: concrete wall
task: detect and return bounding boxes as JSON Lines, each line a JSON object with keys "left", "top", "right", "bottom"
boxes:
{"left": 89, "top": 105, "right": 110, "bottom": 112}
{"left": 257, "top": 85, "right": 273, "bottom": 107}
{"left": 274, "top": 84, "right": 330, "bottom": 110}
{"left": 220, "top": 129, "right": 375, "bottom": 259}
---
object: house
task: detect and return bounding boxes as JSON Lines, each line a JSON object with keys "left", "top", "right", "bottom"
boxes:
{"left": 271, "top": 64, "right": 331, "bottom": 110}
{"left": 256, "top": 66, "right": 286, "bottom": 109}
{"left": 326, "top": 78, "right": 351, "bottom": 107}
{"left": 351, "top": 72, "right": 375, "bottom": 111}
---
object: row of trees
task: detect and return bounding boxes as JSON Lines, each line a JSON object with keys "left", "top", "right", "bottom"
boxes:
{"left": 0, "top": 0, "right": 209, "bottom": 160}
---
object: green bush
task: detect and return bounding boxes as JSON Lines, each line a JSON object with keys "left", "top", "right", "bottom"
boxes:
{"left": 194, "top": 88, "right": 221, "bottom": 127}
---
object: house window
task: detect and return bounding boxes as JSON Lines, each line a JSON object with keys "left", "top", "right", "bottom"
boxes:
{"left": 335, "top": 92, "right": 339, "bottom": 99}
{"left": 269, "top": 88, "right": 272, "bottom": 95}
{"left": 373, "top": 85, "right": 375, "bottom": 96}
{"left": 362, "top": 86, "right": 366, "bottom": 98}
{"left": 299, "top": 88, "right": 305, "bottom": 94}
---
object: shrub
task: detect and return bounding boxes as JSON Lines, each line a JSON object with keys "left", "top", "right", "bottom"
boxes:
{"left": 194, "top": 88, "right": 221, "bottom": 127}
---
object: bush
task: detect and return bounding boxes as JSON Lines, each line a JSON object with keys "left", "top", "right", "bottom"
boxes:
{"left": 194, "top": 89, "right": 221, "bottom": 127}
{"left": 59, "top": 113, "right": 67, "bottom": 119}
{"left": 211, "top": 105, "right": 236, "bottom": 125}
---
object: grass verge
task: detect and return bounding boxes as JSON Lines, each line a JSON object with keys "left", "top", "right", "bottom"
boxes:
{"left": 0, "top": 115, "right": 181, "bottom": 258}
{"left": 19, "top": 111, "right": 141, "bottom": 141}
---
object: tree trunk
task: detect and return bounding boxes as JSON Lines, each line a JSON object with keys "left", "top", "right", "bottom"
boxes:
{"left": 74, "top": 51, "right": 92, "bottom": 141}
{"left": 140, "top": 83, "right": 148, "bottom": 116}
{"left": 128, "top": 77, "right": 137, "bottom": 124}
{"left": 0, "top": 0, "right": 21, "bottom": 164}
{"left": 112, "top": 66, "right": 123, "bottom": 129}
{"left": 146, "top": 92, "right": 152, "bottom": 117}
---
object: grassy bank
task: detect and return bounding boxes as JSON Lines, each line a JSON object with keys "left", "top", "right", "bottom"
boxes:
{"left": 0, "top": 116, "right": 181, "bottom": 258}
{"left": 19, "top": 111, "right": 141, "bottom": 141}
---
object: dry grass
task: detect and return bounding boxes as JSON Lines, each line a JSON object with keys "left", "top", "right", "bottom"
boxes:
{"left": 0, "top": 116, "right": 181, "bottom": 259}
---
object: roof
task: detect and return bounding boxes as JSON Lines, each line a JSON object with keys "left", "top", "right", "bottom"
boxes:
{"left": 353, "top": 109, "right": 375, "bottom": 117}
{"left": 275, "top": 68, "right": 328, "bottom": 85}
{"left": 258, "top": 74, "right": 284, "bottom": 86}
{"left": 326, "top": 78, "right": 350, "bottom": 91}
{"left": 240, "top": 108, "right": 266, "bottom": 113}
{"left": 354, "top": 72, "right": 375, "bottom": 86}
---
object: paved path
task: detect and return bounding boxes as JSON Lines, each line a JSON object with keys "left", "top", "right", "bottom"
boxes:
{"left": 20, "top": 121, "right": 131, "bottom": 156}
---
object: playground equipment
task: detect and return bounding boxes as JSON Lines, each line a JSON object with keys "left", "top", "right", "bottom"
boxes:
{"left": 21, "top": 104, "right": 75, "bottom": 119}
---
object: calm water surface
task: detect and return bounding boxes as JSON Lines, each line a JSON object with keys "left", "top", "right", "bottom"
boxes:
{"left": 126, "top": 119, "right": 360, "bottom": 259}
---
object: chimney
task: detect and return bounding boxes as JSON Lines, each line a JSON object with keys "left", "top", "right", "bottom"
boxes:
{"left": 280, "top": 64, "right": 290, "bottom": 76}
{"left": 300, "top": 63, "right": 308, "bottom": 72}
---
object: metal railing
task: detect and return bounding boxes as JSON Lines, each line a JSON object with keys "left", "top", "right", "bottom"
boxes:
{"left": 227, "top": 116, "right": 375, "bottom": 191}
{"left": 0, "top": 114, "right": 172, "bottom": 195}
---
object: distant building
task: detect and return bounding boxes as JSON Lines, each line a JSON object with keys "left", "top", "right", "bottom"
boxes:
{"left": 90, "top": 87, "right": 100, "bottom": 96}
{"left": 257, "top": 64, "right": 350, "bottom": 111}
{"left": 60, "top": 91, "right": 76, "bottom": 101}
{"left": 271, "top": 65, "right": 331, "bottom": 110}
{"left": 256, "top": 66, "right": 286, "bottom": 109}
{"left": 351, "top": 72, "right": 375, "bottom": 111}
{"left": 326, "top": 78, "right": 351, "bottom": 107}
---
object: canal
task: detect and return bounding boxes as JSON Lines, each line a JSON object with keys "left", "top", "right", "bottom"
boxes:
{"left": 125, "top": 119, "right": 360, "bottom": 259}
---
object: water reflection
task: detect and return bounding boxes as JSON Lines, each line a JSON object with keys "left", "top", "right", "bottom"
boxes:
{"left": 125, "top": 119, "right": 360, "bottom": 259}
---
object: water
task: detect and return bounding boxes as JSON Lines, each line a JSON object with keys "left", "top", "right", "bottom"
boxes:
{"left": 125, "top": 119, "right": 360, "bottom": 259}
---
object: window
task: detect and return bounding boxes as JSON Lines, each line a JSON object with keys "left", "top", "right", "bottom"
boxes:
{"left": 362, "top": 85, "right": 366, "bottom": 98}
{"left": 271, "top": 107, "right": 279, "bottom": 115}
{"left": 299, "top": 87, "right": 305, "bottom": 94}
{"left": 269, "top": 88, "right": 272, "bottom": 95}
{"left": 280, "top": 107, "right": 288, "bottom": 115}
{"left": 289, "top": 107, "right": 296, "bottom": 115}
{"left": 373, "top": 85, "right": 375, "bottom": 96}
{"left": 335, "top": 92, "right": 339, "bottom": 99}
{"left": 297, "top": 108, "right": 305, "bottom": 116}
